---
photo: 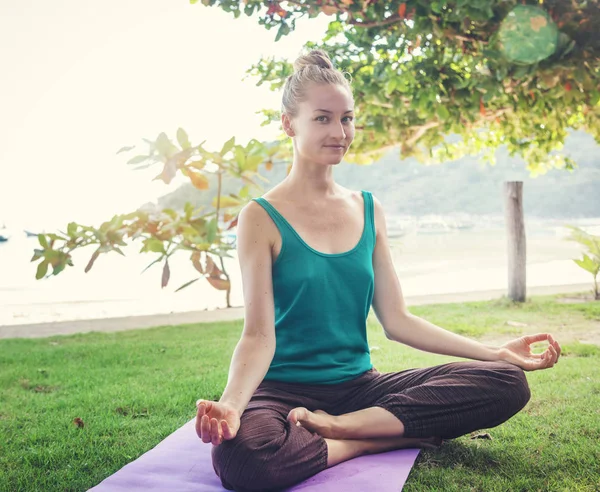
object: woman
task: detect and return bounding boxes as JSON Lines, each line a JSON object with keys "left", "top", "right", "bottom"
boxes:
{"left": 195, "top": 50, "right": 561, "bottom": 492}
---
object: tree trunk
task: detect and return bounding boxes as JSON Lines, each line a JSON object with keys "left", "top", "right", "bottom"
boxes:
{"left": 504, "top": 182, "right": 526, "bottom": 302}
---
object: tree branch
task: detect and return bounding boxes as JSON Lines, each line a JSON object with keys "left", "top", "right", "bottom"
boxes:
{"left": 360, "top": 107, "right": 512, "bottom": 157}
{"left": 405, "top": 120, "right": 441, "bottom": 146}
{"left": 349, "top": 14, "right": 402, "bottom": 29}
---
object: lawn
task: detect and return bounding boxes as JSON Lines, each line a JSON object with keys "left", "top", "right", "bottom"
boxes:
{"left": 1, "top": 293, "right": 599, "bottom": 491}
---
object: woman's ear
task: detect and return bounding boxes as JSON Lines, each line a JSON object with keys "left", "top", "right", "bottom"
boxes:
{"left": 281, "top": 113, "right": 295, "bottom": 137}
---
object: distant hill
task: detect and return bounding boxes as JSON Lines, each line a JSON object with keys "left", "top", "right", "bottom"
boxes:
{"left": 156, "top": 131, "right": 600, "bottom": 218}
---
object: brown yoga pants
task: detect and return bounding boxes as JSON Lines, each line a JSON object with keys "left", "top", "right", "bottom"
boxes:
{"left": 211, "top": 361, "right": 531, "bottom": 491}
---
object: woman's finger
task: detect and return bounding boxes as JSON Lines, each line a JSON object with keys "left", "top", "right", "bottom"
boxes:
{"left": 525, "top": 356, "right": 543, "bottom": 371}
{"left": 548, "top": 334, "right": 557, "bottom": 363}
{"left": 553, "top": 340, "right": 562, "bottom": 361}
{"left": 222, "top": 420, "right": 234, "bottom": 440}
{"left": 201, "top": 415, "right": 212, "bottom": 443}
{"left": 544, "top": 345, "right": 554, "bottom": 369}
{"left": 196, "top": 402, "right": 207, "bottom": 418}
{"left": 523, "top": 333, "right": 550, "bottom": 345}
{"left": 548, "top": 344, "right": 558, "bottom": 366}
{"left": 210, "top": 418, "right": 220, "bottom": 446}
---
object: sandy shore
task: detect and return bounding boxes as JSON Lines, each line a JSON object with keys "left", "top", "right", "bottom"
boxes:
{"left": 0, "top": 283, "right": 592, "bottom": 340}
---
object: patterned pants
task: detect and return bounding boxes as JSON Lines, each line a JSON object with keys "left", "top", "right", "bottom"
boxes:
{"left": 211, "top": 361, "right": 531, "bottom": 491}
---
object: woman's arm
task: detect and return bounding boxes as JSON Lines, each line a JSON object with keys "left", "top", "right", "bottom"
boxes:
{"left": 218, "top": 202, "right": 277, "bottom": 415}
{"left": 370, "top": 196, "right": 560, "bottom": 370}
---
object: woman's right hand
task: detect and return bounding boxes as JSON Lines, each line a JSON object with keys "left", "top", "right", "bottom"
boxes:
{"left": 195, "top": 399, "right": 241, "bottom": 446}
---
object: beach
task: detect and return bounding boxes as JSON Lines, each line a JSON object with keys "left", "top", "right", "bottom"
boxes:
{"left": 0, "top": 215, "right": 595, "bottom": 331}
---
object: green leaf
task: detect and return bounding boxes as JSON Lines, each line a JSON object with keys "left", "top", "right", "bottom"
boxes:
{"left": 163, "top": 208, "right": 178, "bottom": 220}
{"left": 141, "top": 257, "right": 162, "bottom": 273}
{"left": 239, "top": 185, "right": 250, "bottom": 199}
{"left": 436, "top": 105, "right": 450, "bottom": 120}
{"left": 144, "top": 238, "right": 166, "bottom": 254}
{"left": 184, "top": 202, "right": 195, "bottom": 219}
{"left": 30, "top": 249, "right": 44, "bottom": 262}
{"left": 385, "top": 79, "right": 397, "bottom": 95}
{"left": 220, "top": 137, "right": 236, "bottom": 157}
{"left": 112, "top": 246, "right": 125, "bottom": 256}
{"left": 212, "top": 196, "right": 241, "bottom": 208}
{"left": 36, "top": 260, "right": 49, "bottom": 280}
{"left": 574, "top": 255, "right": 600, "bottom": 276}
{"left": 175, "top": 277, "right": 201, "bottom": 292}
{"left": 206, "top": 218, "right": 218, "bottom": 243}
{"left": 177, "top": 128, "right": 191, "bottom": 149}
{"left": 235, "top": 147, "right": 247, "bottom": 168}
{"left": 245, "top": 155, "right": 263, "bottom": 172}
{"left": 275, "top": 22, "right": 290, "bottom": 42}
{"left": 127, "top": 155, "right": 149, "bottom": 165}
{"left": 116, "top": 145, "right": 135, "bottom": 154}
{"left": 52, "top": 261, "right": 67, "bottom": 276}
{"left": 155, "top": 132, "right": 178, "bottom": 159}
{"left": 38, "top": 235, "right": 48, "bottom": 248}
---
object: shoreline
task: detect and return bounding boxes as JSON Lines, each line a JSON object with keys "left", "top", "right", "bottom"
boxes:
{"left": 0, "top": 283, "right": 592, "bottom": 340}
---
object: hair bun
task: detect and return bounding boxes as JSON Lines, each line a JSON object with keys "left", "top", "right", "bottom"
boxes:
{"left": 293, "top": 49, "right": 334, "bottom": 72}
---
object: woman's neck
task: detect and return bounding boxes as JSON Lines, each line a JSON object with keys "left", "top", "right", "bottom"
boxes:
{"left": 282, "top": 159, "right": 340, "bottom": 201}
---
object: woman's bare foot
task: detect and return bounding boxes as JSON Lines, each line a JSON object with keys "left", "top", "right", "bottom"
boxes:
{"left": 287, "top": 407, "right": 340, "bottom": 438}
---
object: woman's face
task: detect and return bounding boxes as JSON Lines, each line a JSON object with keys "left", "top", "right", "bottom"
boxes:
{"left": 283, "top": 83, "right": 355, "bottom": 166}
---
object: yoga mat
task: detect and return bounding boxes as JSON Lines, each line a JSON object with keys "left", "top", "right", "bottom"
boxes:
{"left": 89, "top": 418, "right": 420, "bottom": 491}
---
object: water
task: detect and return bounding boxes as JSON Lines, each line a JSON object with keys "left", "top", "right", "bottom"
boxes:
{"left": 0, "top": 216, "right": 595, "bottom": 326}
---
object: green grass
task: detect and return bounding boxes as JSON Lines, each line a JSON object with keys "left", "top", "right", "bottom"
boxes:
{"left": 1, "top": 294, "right": 599, "bottom": 491}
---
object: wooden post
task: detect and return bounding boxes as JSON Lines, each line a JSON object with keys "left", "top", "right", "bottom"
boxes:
{"left": 504, "top": 181, "right": 526, "bottom": 302}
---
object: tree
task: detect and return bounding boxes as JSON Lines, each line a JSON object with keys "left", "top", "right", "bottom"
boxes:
{"left": 32, "top": 0, "right": 600, "bottom": 302}
{"left": 220, "top": 0, "right": 599, "bottom": 172}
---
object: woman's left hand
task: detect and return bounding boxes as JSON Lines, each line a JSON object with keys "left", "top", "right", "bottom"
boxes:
{"left": 498, "top": 333, "right": 561, "bottom": 371}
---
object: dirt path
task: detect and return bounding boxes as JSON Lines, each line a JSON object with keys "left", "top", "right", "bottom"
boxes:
{"left": 0, "top": 283, "right": 593, "bottom": 340}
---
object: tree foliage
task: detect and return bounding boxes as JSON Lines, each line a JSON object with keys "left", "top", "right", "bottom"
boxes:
{"left": 205, "top": 0, "right": 600, "bottom": 174}
{"left": 32, "top": 0, "right": 600, "bottom": 299}
{"left": 567, "top": 225, "right": 600, "bottom": 299}
{"left": 31, "top": 131, "right": 291, "bottom": 306}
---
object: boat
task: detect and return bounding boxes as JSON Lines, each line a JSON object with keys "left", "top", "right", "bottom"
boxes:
{"left": 416, "top": 216, "right": 453, "bottom": 235}
{"left": 386, "top": 217, "right": 417, "bottom": 239}
{"left": 0, "top": 223, "right": 9, "bottom": 242}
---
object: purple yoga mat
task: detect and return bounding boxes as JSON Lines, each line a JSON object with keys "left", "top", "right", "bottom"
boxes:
{"left": 88, "top": 418, "right": 420, "bottom": 491}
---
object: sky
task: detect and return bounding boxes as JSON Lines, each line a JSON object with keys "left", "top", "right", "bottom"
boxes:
{"left": 0, "top": 1, "right": 330, "bottom": 230}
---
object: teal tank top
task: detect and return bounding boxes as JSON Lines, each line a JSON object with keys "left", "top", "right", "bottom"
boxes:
{"left": 251, "top": 190, "right": 375, "bottom": 385}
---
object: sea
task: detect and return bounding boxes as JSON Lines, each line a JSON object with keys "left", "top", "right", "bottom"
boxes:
{"left": 0, "top": 215, "right": 597, "bottom": 326}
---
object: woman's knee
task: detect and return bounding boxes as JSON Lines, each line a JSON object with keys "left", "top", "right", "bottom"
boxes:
{"left": 211, "top": 410, "right": 327, "bottom": 491}
{"left": 211, "top": 426, "right": 281, "bottom": 491}
{"left": 488, "top": 361, "right": 531, "bottom": 412}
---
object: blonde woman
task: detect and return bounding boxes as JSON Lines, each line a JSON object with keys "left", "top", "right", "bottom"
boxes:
{"left": 195, "top": 50, "right": 560, "bottom": 492}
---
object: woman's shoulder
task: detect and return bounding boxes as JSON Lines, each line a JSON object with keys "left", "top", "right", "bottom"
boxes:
{"left": 342, "top": 186, "right": 385, "bottom": 217}
{"left": 339, "top": 186, "right": 378, "bottom": 207}
{"left": 336, "top": 185, "right": 369, "bottom": 199}
{"left": 238, "top": 199, "right": 274, "bottom": 229}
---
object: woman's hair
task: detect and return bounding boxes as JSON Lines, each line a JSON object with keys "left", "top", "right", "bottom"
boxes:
{"left": 281, "top": 49, "right": 352, "bottom": 118}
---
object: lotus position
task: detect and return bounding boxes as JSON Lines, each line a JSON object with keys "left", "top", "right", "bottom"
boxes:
{"left": 195, "top": 50, "right": 561, "bottom": 492}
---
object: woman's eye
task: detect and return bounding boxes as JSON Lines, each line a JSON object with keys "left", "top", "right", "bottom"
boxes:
{"left": 315, "top": 115, "right": 353, "bottom": 123}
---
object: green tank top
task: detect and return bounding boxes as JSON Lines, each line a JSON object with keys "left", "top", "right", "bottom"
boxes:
{"left": 252, "top": 190, "right": 375, "bottom": 385}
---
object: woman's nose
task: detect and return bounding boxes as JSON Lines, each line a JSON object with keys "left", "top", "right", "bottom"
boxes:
{"left": 331, "top": 122, "right": 346, "bottom": 140}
